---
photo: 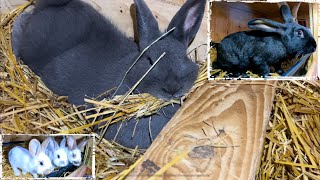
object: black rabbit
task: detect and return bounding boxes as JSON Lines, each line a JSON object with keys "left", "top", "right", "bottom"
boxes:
{"left": 12, "top": 0, "right": 206, "bottom": 148}
{"left": 212, "top": 5, "right": 317, "bottom": 77}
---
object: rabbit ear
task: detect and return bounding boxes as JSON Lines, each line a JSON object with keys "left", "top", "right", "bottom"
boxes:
{"left": 167, "top": 0, "right": 206, "bottom": 46}
{"left": 134, "top": 0, "right": 161, "bottom": 49}
{"left": 46, "top": 137, "right": 55, "bottom": 151}
{"left": 53, "top": 139, "right": 59, "bottom": 150}
{"left": 280, "top": 5, "right": 294, "bottom": 23}
{"left": 41, "top": 138, "right": 51, "bottom": 152}
{"left": 60, "top": 137, "right": 66, "bottom": 148}
{"left": 29, "top": 139, "right": 41, "bottom": 157}
{"left": 77, "top": 139, "right": 89, "bottom": 152}
{"left": 248, "top": 18, "right": 286, "bottom": 34}
{"left": 67, "top": 136, "right": 77, "bottom": 150}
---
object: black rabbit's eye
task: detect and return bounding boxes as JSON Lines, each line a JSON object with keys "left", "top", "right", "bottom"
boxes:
{"left": 57, "top": 154, "right": 60, "bottom": 159}
{"left": 147, "top": 57, "right": 153, "bottom": 65}
{"left": 40, "top": 161, "right": 44, "bottom": 166}
{"left": 297, "top": 30, "right": 304, "bottom": 38}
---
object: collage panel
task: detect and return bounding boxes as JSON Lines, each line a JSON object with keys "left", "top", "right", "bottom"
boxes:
{"left": 208, "top": 1, "right": 319, "bottom": 80}
{"left": 1, "top": 134, "right": 94, "bottom": 179}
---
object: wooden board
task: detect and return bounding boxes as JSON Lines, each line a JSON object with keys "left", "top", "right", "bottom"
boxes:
{"left": 129, "top": 81, "right": 276, "bottom": 180}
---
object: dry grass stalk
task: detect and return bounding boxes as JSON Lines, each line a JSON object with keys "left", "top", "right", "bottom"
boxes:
{"left": 258, "top": 80, "right": 320, "bottom": 179}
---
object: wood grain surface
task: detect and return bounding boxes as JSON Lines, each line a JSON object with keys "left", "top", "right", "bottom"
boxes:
{"left": 129, "top": 81, "right": 276, "bottom": 180}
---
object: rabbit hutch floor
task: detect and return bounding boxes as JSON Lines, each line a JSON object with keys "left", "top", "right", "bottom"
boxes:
{"left": 209, "top": 2, "right": 318, "bottom": 79}
{"left": 1, "top": 1, "right": 320, "bottom": 180}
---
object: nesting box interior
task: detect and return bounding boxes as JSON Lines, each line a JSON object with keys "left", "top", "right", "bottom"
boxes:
{"left": 1, "top": 135, "right": 94, "bottom": 178}
{"left": 209, "top": 2, "right": 319, "bottom": 78}
{"left": 210, "top": 2, "right": 310, "bottom": 42}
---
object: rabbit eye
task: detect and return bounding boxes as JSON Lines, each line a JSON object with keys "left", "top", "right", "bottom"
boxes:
{"left": 57, "top": 154, "right": 60, "bottom": 159}
{"left": 297, "top": 30, "right": 304, "bottom": 38}
{"left": 39, "top": 161, "right": 44, "bottom": 166}
{"left": 72, "top": 153, "right": 76, "bottom": 158}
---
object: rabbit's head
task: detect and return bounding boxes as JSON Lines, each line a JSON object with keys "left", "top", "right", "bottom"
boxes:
{"left": 131, "top": 0, "right": 206, "bottom": 100}
{"left": 67, "top": 136, "right": 88, "bottom": 166}
{"left": 248, "top": 5, "right": 316, "bottom": 57}
{"left": 29, "top": 139, "right": 54, "bottom": 175}
{"left": 48, "top": 137, "right": 68, "bottom": 167}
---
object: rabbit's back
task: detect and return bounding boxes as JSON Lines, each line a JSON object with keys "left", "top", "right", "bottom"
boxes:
{"left": 9, "top": 146, "right": 36, "bottom": 172}
{"left": 215, "top": 31, "right": 287, "bottom": 73}
{"left": 16, "top": 0, "right": 138, "bottom": 104}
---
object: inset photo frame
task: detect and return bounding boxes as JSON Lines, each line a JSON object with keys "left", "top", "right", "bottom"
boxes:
{"left": 208, "top": 1, "right": 319, "bottom": 80}
{"left": 1, "top": 134, "right": 95, "bottom": 179}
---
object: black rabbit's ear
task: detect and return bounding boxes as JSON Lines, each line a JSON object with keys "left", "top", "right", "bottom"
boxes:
{"left": 134, "top": 0, "right": 161, "bottom": 49}
{"left": 280, "top": 5, "right": 294, "bottom": 23}
{"left": 248, "top": 18, "right": 285, "bottom": 34}
{"left": 167, "top": 0, "right": 206, "bottom": 46}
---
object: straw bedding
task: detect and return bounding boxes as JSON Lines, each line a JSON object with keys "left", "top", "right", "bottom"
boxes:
{"left": 258, "top": 80, "right": 320, "bottom": 179}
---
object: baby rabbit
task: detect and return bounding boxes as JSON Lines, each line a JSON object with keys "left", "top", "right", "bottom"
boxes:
{"left": 12, "top": 0, "right": 206, "bottom": 148}
{"left": 66, "top": 136, "right": 88, "bottom": 166}
{"left": 212, "top": 5, "right": 317, "bottom": 77}
{"left": 8, "top": 138, "right": 54, "bottom": 178}
{"left": 45, "top": 137, "right": 69, "bottom": 168}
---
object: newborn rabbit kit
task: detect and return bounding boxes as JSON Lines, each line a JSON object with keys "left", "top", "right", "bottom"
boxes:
{"left": 209, "top": 2, "right": 318, "bottom": 79}
{"left": 1, "top": 134, "right": 94, "bottom": 178}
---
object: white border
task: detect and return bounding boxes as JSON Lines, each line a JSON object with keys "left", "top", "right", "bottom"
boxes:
{"left": 207, "top": 0, "right": 320, "bottom": 81}
{"left": 1, "top": 134, "right": 95, "bottom": 180}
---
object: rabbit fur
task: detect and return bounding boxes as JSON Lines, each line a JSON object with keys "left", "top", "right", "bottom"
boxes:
{"left": 212, "top": 5, "right": 317, "bottom": 77}
{"left": 8, "top": 138, "right": 53, "bottom": 178}
{"left": 66, "top": 136, "right": 88, "bottom": 166}
{"left": 12, "top": 0, "right": 206, "bottom": 148}
{"left": 45, "top": 137, "right": 69, "bottom": 168}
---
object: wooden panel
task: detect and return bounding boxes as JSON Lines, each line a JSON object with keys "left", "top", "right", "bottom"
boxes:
{"left": 0, "top": 0, "right": 28, "bottom": 13}
{"left": 211, "top": 2, "right": 310, "bottom": 42}
{"left": 129, "top": 81, "right": 276, "bottom": 180}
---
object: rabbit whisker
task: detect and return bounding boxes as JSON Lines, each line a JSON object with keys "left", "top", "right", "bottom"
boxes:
{"left": 112, "top": 27, "right": 176, "bottom": 98}
{"left": 98, "top": 52, "right": 167, "bottom": 144}
{"left": 148, "top": 116, "right": 154, "bottom": 142}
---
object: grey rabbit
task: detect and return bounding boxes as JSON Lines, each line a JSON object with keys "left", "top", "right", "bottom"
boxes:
{"left": 12, "top": 0, "right": 206, "bottom": 148}
{"left": 212, "top": 5, "right": 317, "bottom": 77}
